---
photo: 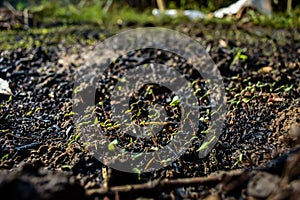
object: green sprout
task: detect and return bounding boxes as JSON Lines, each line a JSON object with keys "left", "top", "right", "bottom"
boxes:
{"left": 61, "top": 165, "right": 72, "bottom": 170}
{"left": 197, "top": 135, "right": 216, "bottom": 152}
{"left": 1, "top": 153, "right": 9, "bottom": 162}
{"left": 231, "top": 154, "right": 243, "bottom": 169}
{"left": 230, "top": 48, "right": 248, "bottom": 66}
{"left": 64, "top": 111, "right": 75, "bottom": 117}
{"left": 132, "top": 167, "right": 141, "bottom": 180}
{"left": 170, "top": 96, "right": 180, "bottom": 107}
{"left": 26, "top": 111, "right": 33, "bottom": 116}
{"left": 108, "top": 139, "right": 118, "bottom": 151}
{"left": 0, "top": 95, "right": 12, "bottom": 109}
{"left": 68, "top": 132, "right": 82, "bottom": 146}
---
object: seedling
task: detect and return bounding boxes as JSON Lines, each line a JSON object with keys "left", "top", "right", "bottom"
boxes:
{"left": 64, "top": 111, "right": 75, "bottom": 117}
{"left": 197, "top": 135, "right": 216, "bottom": 152}
{"left": 1, "top": 153, "right": 9, "bottom": 162}
{"left": 132, "top": 167, "right": 141, "bottom": 180}
{"left": 170, "top": 96, "right": 180, "bottom": 107}
{"left": 230, "top": 48, "right": 248, "bottom": 67}
{"left": 108, "top": 139, "right": 118, "bottom": 151}
{"left": 0, "top": 95, "right": 12, "bottom": 109}
{"left": 61, "top": 165, "right": 72, "bottom": 170}
{"left": 231, "top": 154, "right": 243, "bottom": 169}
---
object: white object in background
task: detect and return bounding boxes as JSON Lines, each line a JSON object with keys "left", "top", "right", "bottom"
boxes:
{"left": 213, "top": 0, "right": 251, "bottom": 18}
{"left": 153, "top": 0, "right": 271, "bottom": 20}
{"left": 214, "top": 0, "right": 272, "bottom": 18}
{"left": 0, "top": 78, "right": 12, "bottom": 96}
{"left": 183, "top": 10, "right": 206, "bottom": 19}
{"left": 152, "top": 8, "right": 161, "bottom": 16}
{"left": 152, "top": 8, "right": 178, "bottom": 17}
{"left": 152, "top": 8, "right": 205, "bottom": 20}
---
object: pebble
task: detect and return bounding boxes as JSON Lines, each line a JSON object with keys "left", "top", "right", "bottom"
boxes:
{"left": 258, "top": 66, "right": 273, "bottom": 74}
{"left": 289, "top": 123, "right": 300, "bottom": 142}
{"left": 247, "top": 172, "right": 280, "bottom": 198}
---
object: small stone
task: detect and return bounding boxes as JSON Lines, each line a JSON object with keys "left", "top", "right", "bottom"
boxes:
{"left": 289, "top": 123, "right": 300, "bottom": 142}
{"left": 258, "top": 66, "right": 273, "bottom": 74}
{"left": 58, "top": 59, "right": 65, "bottom": 65}
{"left": 219, "top": 39, "right": 227, "bottom": 48}
{"left": 247, "top": 172, "right": 280, "bottom": 198}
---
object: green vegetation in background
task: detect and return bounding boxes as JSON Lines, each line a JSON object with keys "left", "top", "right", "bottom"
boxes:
{"left": 39, "top": 1, "right": 300, "bottom": 26}
{"left": 0, "top": 25, "right": 107, "bottom": 50}
{"left": 0, "top": 0, "right": 299, "bottom": 50}
{"left": 1, "top": 0, "right": 299, "bottom": 28}
{"left": 29, "top": 0, "right": 104, "bottom": 24}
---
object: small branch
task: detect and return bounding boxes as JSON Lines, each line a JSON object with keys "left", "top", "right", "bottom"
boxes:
{"left": 156, "top": 0, "right": 165, "bottom": 12}
{"left": 287, "top": 0, "right": 292, "bottom": 15}
{"left": 23, "top": 9, "right": 29, "bottom": 29}
{"left": 86, "top": 174, "right": 223, "bottom": 197}
{"left": 103, "top": 0, "right": 113, "bottom": 14}
{"left": 3, "top": 1, "right": 17, "bottom": 13}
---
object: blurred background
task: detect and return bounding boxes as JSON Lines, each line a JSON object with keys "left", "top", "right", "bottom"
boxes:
{"left": 0, "top": 0, "right": 299, "bottom": 30}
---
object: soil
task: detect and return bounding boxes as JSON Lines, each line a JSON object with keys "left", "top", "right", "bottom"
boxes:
{"left": 0, "top": 22, "right": 299, "bottom": 200}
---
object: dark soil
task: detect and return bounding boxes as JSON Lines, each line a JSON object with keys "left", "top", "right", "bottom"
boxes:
{"left": 0, "top": 23, "right": 299, "bottom": 199}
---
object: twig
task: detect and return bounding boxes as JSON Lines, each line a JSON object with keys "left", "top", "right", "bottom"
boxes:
{"left": 156, "top": 0, "right": 165, "bottom": 12}
{"left": 23, "top": 9, "right": 29, "bottom": 29}
{"left": 86, "top": 174, "right": 223, "bottom": 197}
{"left": 3, "top": 1, "right": 17, "bottom": 13}
{"left": 287, "top": 0, "right": 292, "bottom": 15}
{"left": 103, "top": 0, "right": 113, "bottom": 14}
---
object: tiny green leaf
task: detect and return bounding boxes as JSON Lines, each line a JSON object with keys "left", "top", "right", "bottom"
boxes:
{"left": 132, "top": 167, "right": 141, "bottom": 174}
{"left": 108, "top": 139, "right": 118, "bottom": 151}
{"left": 242, "top": 97, "right": 250, "bottom": 103}
{"left": 170, "top": 96, "right": 180, "bottom": 107}
{"left": 61, "top": 165, "right": 72, "bottom": 170}
{"left": 64, "top": 111, "right": 75, "bottom": 117}
{"left": 197, "top": 136, "right": 216, "bottom": 152}
{"left": 75, "top": 133, "right": 81, "bottom": 142}
{"left": 26, "top": 111, "right": 33, "bottom": 116}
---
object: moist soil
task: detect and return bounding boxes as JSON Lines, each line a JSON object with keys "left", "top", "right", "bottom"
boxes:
{"left": 0, "top": 22, "right": 299, "bottom": 200}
